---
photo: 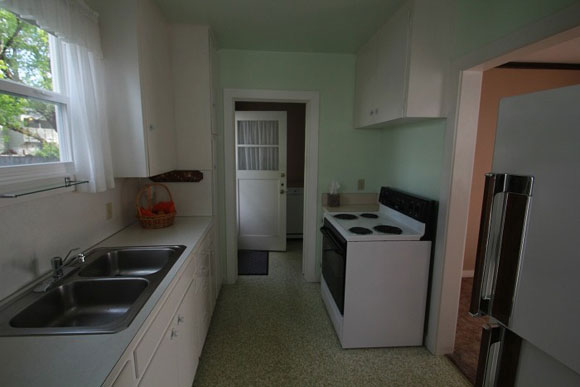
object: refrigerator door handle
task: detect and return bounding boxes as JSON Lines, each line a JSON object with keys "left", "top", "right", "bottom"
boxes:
{"left": 470, "top": 174, "right": 534, "bottom": 318}
{"left": 491, "top": 192, "right": 531, "bottom": 325}
{"left": 476, "top": 324, "right": 523, "bottom": 387}
{"left": 471, "top": 174, "right": 498, "bottom": 316}
{"left": 476, "top": 324, "right": 502, "bottom": 387}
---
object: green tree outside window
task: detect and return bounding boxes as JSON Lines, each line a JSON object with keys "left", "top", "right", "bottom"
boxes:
{"left": 0, "top": 9, "right": 59, "bottom": 163}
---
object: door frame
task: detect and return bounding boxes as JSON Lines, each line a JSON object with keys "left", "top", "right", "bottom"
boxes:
{"left": 224, "top": 89, "right": 319, "bottom": 284}
{"left": 428, "top": 5, "right": 580, "bottom": 354}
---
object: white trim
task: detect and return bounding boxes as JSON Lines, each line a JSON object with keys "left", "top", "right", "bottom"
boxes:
{"left": 0, "top": 79, "right": 69, "bottom": 105}
{"left": 0, "top": 162, "right": 73, "bottom": 186}
{"left": 462, "top": 270, "right": 474, "bottom": 278}
{"left": 224, "top": 88, "right": 320, "bottom": 284}
{"left": 427, "top": 3, "right": 580, "bottom": 355}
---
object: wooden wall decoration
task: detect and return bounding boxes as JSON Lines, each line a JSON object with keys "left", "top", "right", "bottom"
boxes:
{"left": 149, "top": 170, "right": 204, "bottom": 183}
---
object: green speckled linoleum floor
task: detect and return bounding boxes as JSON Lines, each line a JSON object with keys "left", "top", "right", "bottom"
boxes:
{"left": 193, "top": 240, "right": 470, "bottom": 386}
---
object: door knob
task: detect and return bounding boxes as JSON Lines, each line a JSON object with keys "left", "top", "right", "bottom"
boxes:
{"left": 280, "top": 189, "right": 285, "bottom": 194}
{"left": 281, "top": 172, "right": 286, "bottom": 177}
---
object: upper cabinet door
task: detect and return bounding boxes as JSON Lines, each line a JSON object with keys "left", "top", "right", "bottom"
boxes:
{"left": 169, "top": 25, "right": 214, "bottom": 171}
{"left": 138, "top": 0, "right": 177, "bottom": 176}
{"left": 94, "top": 0, "right": 177, "bottom": 177}
{"left": 353, "top": 33, "right": 379, "bottom": 129}
{"left": 353, "top": 0, "right": 450, "bottom": 129}
{"left": 374, "top": 3, "right": 411, "bottom": 123}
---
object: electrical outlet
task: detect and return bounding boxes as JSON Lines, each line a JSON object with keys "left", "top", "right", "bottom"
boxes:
{"left": 106, "top": 202, "right": 113, "bottom": 220}
{"left": 357, "top": 179, "right": 365, "bottom": 191}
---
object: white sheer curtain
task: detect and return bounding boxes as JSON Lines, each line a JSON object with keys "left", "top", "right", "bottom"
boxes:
{"left": 0, "top": 0, "right": 101, "bottom": 55}
{"left": 1, "top": 0, "right": 115, "bottom": 192}
{"left": 61, "top": 42, "right": 114, "bottom": 192}
{"left": 237, "top": 120, "right": 279, "bottom": 171}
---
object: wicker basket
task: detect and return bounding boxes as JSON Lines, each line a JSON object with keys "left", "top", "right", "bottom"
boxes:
{"left": 136, "top": 183, "right": 176, "bottom": 229}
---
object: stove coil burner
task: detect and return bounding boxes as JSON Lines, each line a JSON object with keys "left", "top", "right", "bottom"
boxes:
{"left": 349, "top": 227, "right": 373, "bottom": 235}
{"left": 334, "top": 214, "right": 358, "bottom": 220}
{"left": 373, "top": 225, "right": 403, "bottom": 234}
{"left": 360, "top": 213, "right": 379, "bottom": 219}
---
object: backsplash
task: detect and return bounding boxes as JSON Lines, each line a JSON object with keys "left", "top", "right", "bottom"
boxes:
{"left": 0, "top": 178, "right": 141, "bottom": 301}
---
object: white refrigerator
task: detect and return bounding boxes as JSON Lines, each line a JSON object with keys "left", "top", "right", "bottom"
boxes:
{"left": 470, "top": 84, "right": 580, "bottom": 386}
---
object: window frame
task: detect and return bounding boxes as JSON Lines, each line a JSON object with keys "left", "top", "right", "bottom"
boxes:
{"left": 0, "top": 24, "right": 74, "bottom": 189}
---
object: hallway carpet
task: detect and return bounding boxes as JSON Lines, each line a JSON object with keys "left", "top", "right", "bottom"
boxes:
{"left": 194, "top": 241, "right": 470, "bottom": 386}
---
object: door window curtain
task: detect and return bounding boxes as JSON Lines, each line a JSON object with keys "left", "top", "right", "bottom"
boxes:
{"left": 1, "top": 0, "right": 114, "bottom": 192}
{"left": 237, "top": 120, "right": 279, "bottom": 171}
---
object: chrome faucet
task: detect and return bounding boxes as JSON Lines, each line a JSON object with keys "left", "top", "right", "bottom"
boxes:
{"left": 34, "top": 248, "right": 86, "bottom": 292}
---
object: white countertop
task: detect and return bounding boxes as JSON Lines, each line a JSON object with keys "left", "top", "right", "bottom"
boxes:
{"left": 0, "top": 217, "right": 212, "bottom": 387}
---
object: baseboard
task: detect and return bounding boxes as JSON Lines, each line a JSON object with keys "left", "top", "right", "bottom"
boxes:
{"left": 462, "top": 270, "right": 474, "bottom": 278}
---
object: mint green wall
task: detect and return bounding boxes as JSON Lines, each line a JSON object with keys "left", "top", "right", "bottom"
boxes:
{"left": 218, "top": 49, "right": 384, "bottom": 195}
{"left": 455, "top": 0, "right": 579, "bottom": 57}
{"left": 378, "top": 120, "right": 446, "bottom": 200}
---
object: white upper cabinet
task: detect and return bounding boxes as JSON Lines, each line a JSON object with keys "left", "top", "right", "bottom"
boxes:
{"left": 94, "top": 0, "right": 177, "bottom": 177}
{"left": 169, "top": 25, "right": 216, "bottom": 171}
{"left": 354, "top": 0, "right": 452, "bottom": 129}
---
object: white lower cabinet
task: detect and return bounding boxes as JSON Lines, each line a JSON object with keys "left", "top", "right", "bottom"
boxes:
{"left": 139, "top": 325, "right": 180, "bottom": 387}
{"left": 104, "top": 224, "right": 218, "bottom": 387}
{"left": 112, "top": 359, "right": 137, "bottom": 387}
{"left": 176, "top": 279, "right": 199, "bottom": 387}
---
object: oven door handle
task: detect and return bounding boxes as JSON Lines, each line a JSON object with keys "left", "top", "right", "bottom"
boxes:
{"left": 320, "top": 226, "right": 346, "bottom": 255}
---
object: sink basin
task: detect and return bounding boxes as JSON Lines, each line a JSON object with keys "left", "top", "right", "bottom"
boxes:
{"left": 79, "top": 247, "right": 183, "bottom": 277}
{"left": 10, "top": 279, "right": 148, "bottom": 329}
{"left": 0, "top": 245, "right": 186, "bottom": 336}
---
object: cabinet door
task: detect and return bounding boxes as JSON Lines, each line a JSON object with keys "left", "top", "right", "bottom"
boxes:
{"left": 209, "top": 247, "right": 217, "bottom": 312}
{"left": 112, "top": 358, "right": 137, "bottom": 387}
{"left": 138, "top": 0, "right": 176, "bottom": 176}
{"left": 374, "top": 2, "right": 411, "bottom": 123}
{"left": 138, "top": 324, "right": 180, "bottom": 387}
{"left": 354, "top": 34, "right": 378, "bottom": 128}
{"left": 192, "top": 276, "right": 210, "bottom": 354}
{"left": 176, "top": 279, "right": 199, "bottom": 387}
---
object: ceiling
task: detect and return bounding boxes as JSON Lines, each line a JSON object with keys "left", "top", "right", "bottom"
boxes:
{"left": 154, "top": 0, "right": 404, "bottom": 53}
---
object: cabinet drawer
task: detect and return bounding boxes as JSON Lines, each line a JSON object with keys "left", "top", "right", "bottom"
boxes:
{"left": 133, "top": 252, "right": 196, "bottom": 378}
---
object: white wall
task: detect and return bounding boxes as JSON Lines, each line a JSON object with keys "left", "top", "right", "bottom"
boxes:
{"left": 0, "top": 179, "right": 140, "bottom": 300}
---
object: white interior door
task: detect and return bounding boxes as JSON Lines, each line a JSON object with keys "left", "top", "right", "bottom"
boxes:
{"left": 236, "top": 111, "right": 287, "bottom": 251}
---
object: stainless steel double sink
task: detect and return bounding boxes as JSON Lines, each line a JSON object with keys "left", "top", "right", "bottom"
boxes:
{"left": 0, "top": 245, "right": 185, "bottom": 336}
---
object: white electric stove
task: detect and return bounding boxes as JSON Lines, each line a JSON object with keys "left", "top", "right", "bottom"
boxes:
{"left": 320, "top": 187, "right": 437, "bottom": 348}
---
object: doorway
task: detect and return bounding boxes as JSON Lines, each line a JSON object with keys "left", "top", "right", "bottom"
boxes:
{"left": 438, "top": 23, "right": 580, "bottom": 382}
{"left": 235, "top": 109, "right": 289, "bottom": 252}
{"left": 448, "top": 63, "right": 580, "bottom": 383}
{"left": 224, "top": 89, "right": 320, "bottom": 284}
{"left": 235, "top": 102, "right": 307, "bottom": 250}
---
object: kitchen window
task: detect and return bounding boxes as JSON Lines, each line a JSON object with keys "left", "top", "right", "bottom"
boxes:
{"left": 0, "top": 8, "right": 73, "bottom": 185}
{"left": 0, "top": 0, "right": 114, "bottom": 194}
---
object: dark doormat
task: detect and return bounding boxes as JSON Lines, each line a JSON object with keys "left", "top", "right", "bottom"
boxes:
{"left": 238, "top": 250, "right": 269, "bottom": 275}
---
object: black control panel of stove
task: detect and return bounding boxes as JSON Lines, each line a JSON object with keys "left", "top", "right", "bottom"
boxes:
{"left": 379, "top": 187, "right": 438, "bottom": 241}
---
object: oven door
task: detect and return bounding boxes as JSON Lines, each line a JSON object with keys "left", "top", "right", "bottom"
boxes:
{"left": 320, "top": 219, "right": 347, "bottom": 315}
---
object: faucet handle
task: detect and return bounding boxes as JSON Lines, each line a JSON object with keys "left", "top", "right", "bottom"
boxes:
{"left": 51, "top": 257, "right": 64, "bottom": 278}
{"left": 51, "top": 257, "right": 63, "bottom": 269}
